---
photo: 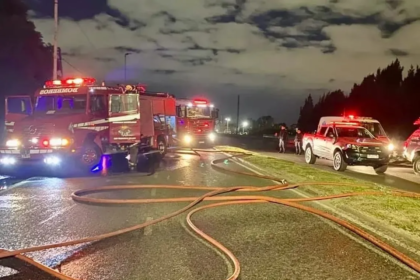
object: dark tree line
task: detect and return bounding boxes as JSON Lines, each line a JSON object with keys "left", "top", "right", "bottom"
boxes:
{"left": 0, "top": 0, "right": 53, "bottom": 111}
{"left": 297, "top": 59, "right": 420, "bottom": 139}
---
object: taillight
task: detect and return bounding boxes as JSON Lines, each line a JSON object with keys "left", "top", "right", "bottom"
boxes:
{"left": 42, "top": 140, "right": 49, "bottom": 147}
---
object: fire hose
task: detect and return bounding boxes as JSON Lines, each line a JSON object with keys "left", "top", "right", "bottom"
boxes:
{"left": 0, "top": 149, "right": 420, "bottom": 280}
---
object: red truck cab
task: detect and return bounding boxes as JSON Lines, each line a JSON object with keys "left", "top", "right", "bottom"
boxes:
{"left": 302, "top": 121, "right": 391, "bottom": 173}
{"left": 1, "top": 78, "right": 175, "bottom": 172}
{"left": 175, "top": 98, "right": 219, "bottom": 146}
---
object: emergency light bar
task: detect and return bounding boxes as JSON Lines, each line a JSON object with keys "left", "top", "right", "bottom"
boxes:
{"left": 45, "top": 77, "right": 96, "bottom": 88}
{"left": 329, "top": 121, "right": 359, "bottom": 126}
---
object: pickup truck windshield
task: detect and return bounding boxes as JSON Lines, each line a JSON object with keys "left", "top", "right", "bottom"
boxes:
{"left": 336, "top": 127, "right": 374, "bottom": 138}
{"left": 360, "top": 122, "right": 386, "bottom": 136}
{"left": 35, "top": 95, "right": 86, "bottom": 114}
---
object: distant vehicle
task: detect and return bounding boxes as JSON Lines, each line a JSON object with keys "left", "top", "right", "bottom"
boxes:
{"left": 402, "top": 117, "right": 420, "bottom": 175}
{"left": 175, "top": 98, "right": 218, "bottom": 147}
{"left": 1, "top": 78, "right": 176, "bottom": 172}
{"left": 302, "top": 121, "right": 392, "bottom": 173}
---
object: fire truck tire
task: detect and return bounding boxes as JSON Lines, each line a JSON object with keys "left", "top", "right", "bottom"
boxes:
{"left": 332, "top": 150, "right": 347, "bottom": 171}
{"left": 412, "top": 156, "right": 420, "bottom": 175}
{"left": 79, "top": 143, "right": 102, "bottom": 170}
{"left": 304, "top": 145, "right": 316, "bottom": 164}
{"left": 373, "top": 164, "right": 388, "bottom": 174}
{"left": 157, "top": 137, "right": 167, "bottom": 155}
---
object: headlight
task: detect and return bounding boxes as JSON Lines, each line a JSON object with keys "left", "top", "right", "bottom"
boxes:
{"left": 345, "top": 144, "right": 358, "bottom": 150}
{"left": 388, "top": 143, "right": 394, "bottom": 151}
{"left": 6, "top": 139, "right": 20, "bottom": 147}
{"left": 208, "top": 133, "right": 216, "bottom": 141}
{"left": 183, "top": 135, "right": 192, "bottom": 144}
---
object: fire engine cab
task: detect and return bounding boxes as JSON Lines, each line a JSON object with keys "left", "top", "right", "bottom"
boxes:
{"left": 176, "top": 98, "right": 219, "bottom": 146}
{"left": 1, "top": 77, "right": 175, "bottom": 171}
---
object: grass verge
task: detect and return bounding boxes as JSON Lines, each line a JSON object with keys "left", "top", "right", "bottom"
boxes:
{"left": 216, "top": 146, "right": 420, "bottom": 239}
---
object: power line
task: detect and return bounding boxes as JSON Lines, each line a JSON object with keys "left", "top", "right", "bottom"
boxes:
{"left": 62, "top": 58, "right": 82, "bottom": 74}
{"left": 77, "top": 21, "right": 96, "bottom": 50}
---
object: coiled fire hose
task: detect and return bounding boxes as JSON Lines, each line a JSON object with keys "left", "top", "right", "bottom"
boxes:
{"left": 0, "top": 149, "right": 419, "bottom": 280}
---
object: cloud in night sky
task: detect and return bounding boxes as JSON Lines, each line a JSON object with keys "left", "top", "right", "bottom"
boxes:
{"left": 25, "top": 0, "right": 420, "bottom": 123}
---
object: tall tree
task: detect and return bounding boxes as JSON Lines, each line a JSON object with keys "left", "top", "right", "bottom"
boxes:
{"left": 0, "top": 0, "right": 52, "bottom": 97}
{"left": 297, "top": 94, "right": 314, "bottom": 132}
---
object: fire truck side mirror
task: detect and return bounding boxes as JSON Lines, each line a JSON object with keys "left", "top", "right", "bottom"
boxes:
{"left": 212, "top": 108, "right": 219, "bottom": 119}
{"left": 176, "top": 106, "right": 181, "bottom": 117}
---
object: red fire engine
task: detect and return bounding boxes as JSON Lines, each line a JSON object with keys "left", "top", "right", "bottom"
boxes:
{"left": 0, "top": 77, "right": 175, "bottom": 171}
{"left": 175, "top": 98, "right": 219, "bottom": 146}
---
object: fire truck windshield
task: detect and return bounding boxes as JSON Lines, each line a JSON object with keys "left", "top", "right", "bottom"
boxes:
{"left": 35, "top": 95, "right": 86, "bottom": 114}
{"left": 336, "top": 127, "right": 375, "bottom": 139}
{"left": 187, "top": 106, "right": 211, "bottom": 118}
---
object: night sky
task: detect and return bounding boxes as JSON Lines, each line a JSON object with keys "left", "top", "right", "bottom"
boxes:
{"left": 24, "top": 0, "right": 420, "bottom": 124}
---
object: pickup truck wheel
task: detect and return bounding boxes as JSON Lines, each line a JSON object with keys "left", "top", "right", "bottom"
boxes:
{"left": 304, "top": 146, "right": 316, "bottom": 164}
{"left": 413, "top": 157, "right": 420, "bottom": 175}
{"left": 333, "top": 150, "right": 347, "bottom": 171}
{"left": 373, "top": 164, "right": 388, "bottom": 174}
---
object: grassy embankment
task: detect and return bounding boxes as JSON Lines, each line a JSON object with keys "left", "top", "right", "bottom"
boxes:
{"left": 216, "top": 146, "right": 420, "bottom": 238}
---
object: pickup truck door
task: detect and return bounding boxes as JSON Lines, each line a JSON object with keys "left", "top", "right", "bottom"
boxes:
{"left": 323, "top": 127, "right": 335, "bottom": 160}
{"left": 312, "top": 127, "right": 327, "bottom": 157}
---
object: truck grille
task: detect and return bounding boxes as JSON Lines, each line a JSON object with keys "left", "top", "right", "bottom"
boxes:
{"left": 22, "top": 124, "right": 56, "bottom": 139}
{"left": 359, "top": 146, "right": 383, "bottom": 154}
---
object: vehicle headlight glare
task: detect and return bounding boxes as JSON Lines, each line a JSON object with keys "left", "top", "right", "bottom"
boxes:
{"left": 388, "top": 143, "right": 394, "bottom": 151}
{"left": 6, "top": 139, "right": 20, "bottom": 147}
{"left": 208, "top": 133, "right": 216, "bottom": 141}
{"left": 184, "top": 135, "right": 192, "bottom": 144}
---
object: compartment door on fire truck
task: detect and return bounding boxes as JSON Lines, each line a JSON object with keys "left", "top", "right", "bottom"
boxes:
{"left": 108, "top": 93, "right": 141, "bottom": 143}
{"left": 5, "top": 96, "right": 33, "bottom": 133}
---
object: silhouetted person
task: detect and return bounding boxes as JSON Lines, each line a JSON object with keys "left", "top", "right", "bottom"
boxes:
{"left": 278, "top": 126, "right": 287, "bottom": 153}
{"left": 295, "top": 128, "right": 303, "bottom": 155}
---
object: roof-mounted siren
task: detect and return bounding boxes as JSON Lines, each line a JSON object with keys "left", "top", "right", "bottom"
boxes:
{"left": 414, "top": 117, "right": 420, "bottom": 126}
{"left": 44, "top": 77, "right": 96, "bottom": 88}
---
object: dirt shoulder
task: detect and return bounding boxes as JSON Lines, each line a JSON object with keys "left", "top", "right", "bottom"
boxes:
{"left": 216, "top": 145, "right": 420, "bottom": 261}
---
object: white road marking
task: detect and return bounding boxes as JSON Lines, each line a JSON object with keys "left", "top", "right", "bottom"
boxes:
{"left": 222, "top": 152, "right": 420, "bottom": 275}
{"left": 38, "top": 205, "right": 76, "bottom": 225}
{"left": 144, "top": 217, "right": 153, "bottom": 236}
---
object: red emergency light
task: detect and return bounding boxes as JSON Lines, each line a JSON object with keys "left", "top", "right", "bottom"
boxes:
{"left": 193, "top": 99, "right": 208, "bottom": 105}
{"left": 45, "top": 77, "right": 96, "bottom": 88}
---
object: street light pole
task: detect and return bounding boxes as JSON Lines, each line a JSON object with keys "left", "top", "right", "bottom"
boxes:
{"left": 53, "top": 0, "right": 59, "bottom": 80}
{"left": 124, "top": 52, "right": 131, "bottom": 83}
{"left": 225, "top": 118, "right": 231, "bottom": 133}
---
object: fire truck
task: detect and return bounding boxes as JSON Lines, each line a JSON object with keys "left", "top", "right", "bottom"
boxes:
{"left": 0, "top": 77, "right": 176, "bottom": 171}
{"left": 175, "top": 98, "right": 219, "bottom": 146}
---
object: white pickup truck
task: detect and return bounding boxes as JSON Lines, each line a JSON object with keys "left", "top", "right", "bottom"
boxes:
{"left": 302, "top": 121, "right": 392, "bottom": 173}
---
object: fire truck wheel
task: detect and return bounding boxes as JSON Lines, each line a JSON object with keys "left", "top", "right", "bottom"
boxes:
{"left": 333, "top": 150, "right": 347, "bottom": 171}
{"left": 412, "top": 156, "right": 420, "bottom": 175}
{"left": 80, "top": 143, "right": 102, "bottom": 169}
{"left": 157, "top": 137, "right": 167, "bottom": 155}
{"left": 373, "top": 164, "right": 388, "bottom": 174}
{"left": 304, "top": 145, "right": 316, "bottom": 164}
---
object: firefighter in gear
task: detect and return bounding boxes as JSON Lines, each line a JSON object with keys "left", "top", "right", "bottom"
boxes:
{"left": 278, "top": 125, "right": 287, "bottom": 153}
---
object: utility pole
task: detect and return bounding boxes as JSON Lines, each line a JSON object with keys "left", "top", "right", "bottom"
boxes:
{"left": 236, "top": 95, "right": 240, "bottom": 134}
{"left": 124, "top": 53, "right": 131, "bottom": 83}
{"left": 53, "top": 0, "right": 59, "bottom": 80}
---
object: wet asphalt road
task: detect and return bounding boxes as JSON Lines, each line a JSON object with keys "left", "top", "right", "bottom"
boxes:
{"left": 256, "top": 151, "right": 420, "bottom": 194}
{"left": 0, "top": 150, "right": 419, "bottom": 280}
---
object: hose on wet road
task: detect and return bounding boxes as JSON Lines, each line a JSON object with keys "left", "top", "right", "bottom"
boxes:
{"left": 0, "top": 148, "right": 420, "bottom": 280}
